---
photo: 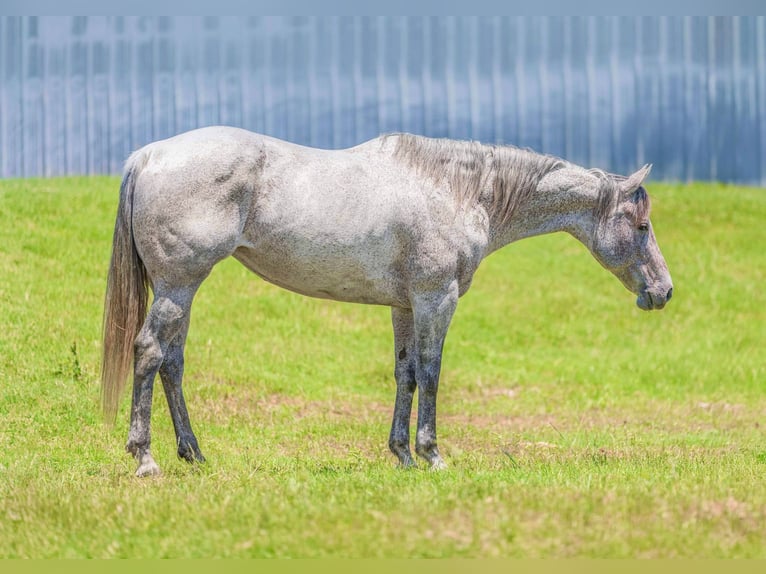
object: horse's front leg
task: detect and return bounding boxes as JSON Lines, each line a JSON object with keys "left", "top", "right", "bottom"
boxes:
{"left": 411, "top": 282, "right": 459, "bottom": 470}
{"left": 389, "top": 307, "right": 417, "bottom": 467}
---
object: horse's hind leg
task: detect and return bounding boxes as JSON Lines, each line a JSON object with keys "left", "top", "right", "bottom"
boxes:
{"left": 159, "top": 313, "right": 205, "bottom": 464}
{"left": 126, "top": 284, "right": 198, "bottom": 477}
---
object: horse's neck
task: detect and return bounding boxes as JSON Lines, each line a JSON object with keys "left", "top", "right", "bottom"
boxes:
{"left": 485, "top": 167, "right": 599, "bottom": 254}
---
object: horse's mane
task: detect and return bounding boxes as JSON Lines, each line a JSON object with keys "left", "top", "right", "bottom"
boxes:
{"left": 391, "top": 133, "right": 650, "bottom": 227}
{"left": 390, "top": 133, "right": 566, "bottom": 225}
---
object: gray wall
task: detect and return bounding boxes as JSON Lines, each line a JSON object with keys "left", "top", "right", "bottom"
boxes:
{"left": 1, "top": 16, "right": 765, "bottom": 184}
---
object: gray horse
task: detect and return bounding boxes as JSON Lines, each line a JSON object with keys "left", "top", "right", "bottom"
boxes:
{"left": 101, "top": 126, "right": 673, "bottom": 477}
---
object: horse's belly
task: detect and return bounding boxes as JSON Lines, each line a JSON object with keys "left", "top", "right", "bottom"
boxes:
{"left": 232, "top": 243, "right": 407, "bottom": 307}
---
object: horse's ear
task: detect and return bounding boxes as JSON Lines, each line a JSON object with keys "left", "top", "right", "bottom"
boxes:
{"left": 620, "top": 164, "right": 652, "bottom": 196}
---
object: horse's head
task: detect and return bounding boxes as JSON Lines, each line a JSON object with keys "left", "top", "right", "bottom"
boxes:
{"left": 589, "top": 165, "right": 673, "bottom": 311}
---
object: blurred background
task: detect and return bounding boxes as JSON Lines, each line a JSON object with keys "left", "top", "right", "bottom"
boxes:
{"left": 0, "top": 16, "right": 764, "bottom": 184}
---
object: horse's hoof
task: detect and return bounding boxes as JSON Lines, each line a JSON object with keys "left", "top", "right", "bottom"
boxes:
{"left": 135, "top": 454, "right": 161, "bottom": 477}
{"left": 416, "top": 443, "right": 446, "bottom": 470}
{"left": 177, "top": 436, "right": 206, "bottom": 464}
{"left": 429, "top": 458, "right": 448, "bottom": 471}
{"left": 135, "top": 461, "right": 161, "bottom": 477}
{"left": 178, "top": 447, "right": 206, "bottom": 464}
{"left": 397, "top": 457, "right": 416, "bottom": 469}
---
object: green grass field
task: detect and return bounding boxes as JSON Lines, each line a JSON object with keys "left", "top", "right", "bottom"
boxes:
{"left": 0, "top": 176, "right": 764, "bottom": 558}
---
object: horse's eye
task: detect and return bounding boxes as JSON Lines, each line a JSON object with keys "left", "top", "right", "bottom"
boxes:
{"left": 638, "top": 222, "right": 649, "bottom": 232}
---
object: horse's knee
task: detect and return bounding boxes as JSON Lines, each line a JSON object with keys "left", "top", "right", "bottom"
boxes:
{"left": 394, "top": 358, "right": 416, "bottom": 389}
{"left": 395, "top": 373, "right": 416, "bottom": 394}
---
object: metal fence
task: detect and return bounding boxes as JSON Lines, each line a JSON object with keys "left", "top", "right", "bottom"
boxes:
{"left": 1, "top": 16, "right": 765, "bottom": 184}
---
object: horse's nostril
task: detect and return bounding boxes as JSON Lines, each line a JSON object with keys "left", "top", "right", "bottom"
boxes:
{"left": 666, "top": 287, "right": 673, "bottom": 301}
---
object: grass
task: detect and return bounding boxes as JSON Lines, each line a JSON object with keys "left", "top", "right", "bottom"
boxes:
{"left": 0, "top": 176, "right": 765, "bottom": 558}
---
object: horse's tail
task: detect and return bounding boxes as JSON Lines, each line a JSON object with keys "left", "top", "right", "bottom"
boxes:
{"left": 101, "top": 152, "right": 149, "bottom": 423}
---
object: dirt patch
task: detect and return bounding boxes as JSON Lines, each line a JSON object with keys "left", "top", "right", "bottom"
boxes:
{"left": 696, "top": 401, "right": 746, "bottom": 414}
{"left": 194, "top": 384, "right": 765, "bottom": 439}
{"left": 196, "top": 388, "right": 390, "bottom": 425}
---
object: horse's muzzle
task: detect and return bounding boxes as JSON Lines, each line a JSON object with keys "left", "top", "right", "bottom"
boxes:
{"left": 637, "top": 285, "right": 674, "bottom": 311}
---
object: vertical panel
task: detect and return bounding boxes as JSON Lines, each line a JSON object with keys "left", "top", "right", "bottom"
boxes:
{"left": 448, "top": 17, "right": 471, "bottom": 140}
{"left": 706, "top": 17, "right": 718, "bottom": 180}
{"left": 635, "top": 17, "right": 662, "bottom": 171}
{"left": 219, "top": 18, "right": 243, "bottom": 130}
{"left": 286, "top": 17, "right": 310, "bottom": 145}
{"left": 733, "top": 16, "right": 759, "bottom": 183}
{"left": 132, "top": 17, "right": 155, "bottom": 150}
{"left": 153, "top": 16, "right": 175, "bottom": 142}
{"left": 542, "top": 16, "right": 565, "bottom": 158}
{"left": 67, "top": 16, "right": 89, "bottom": 174}
{"left": 356, "top": 17, "right": 379, "bottom": 143}
{"left": 334, "top": 16, "right": 356, "bottom": 146}
{"left": 425, "top": 16, "right": 449, "bottom": 138}
{"left": 378, "top": 17, "right": 402, "bottom": 136}
{"left": 311, "top": 17, "right": 333, "bottom": 148}
{"left": 658, "top": 16, "right": 686, "bottom": 180}
{"left": 522, "top": 16, "right": 543, "bottom": 154}
{"left": 0, "top": 18, "right": 3, "bottom": 175}
{"left": 174, "top": 18, "right": 198, "bottom": 136}
{"left": 566, "top": 17, "right": 590, "bottom": 166}
{"left": 242, "top": 17, "right": 265, "bottom": 137}
{"left": 758, "top": 16, "right": 766, "bottom": 184}
{"left": 588, "top": 17, "right": 613, "bottom": 170}
{"left": 711, "top": 17, "right": 737, "bottom": 182}
{"left": 473, "top": 17, "right": 495, "bottom": 143}
{"left": 684, "top": 16, "right": 711, "bottom": 182}
{"left": 499, "top": 17, "right": 519, "bottom": 146}
{"left": 110, "top": 16, "right": 132, "bottom": 173}
{"left": 403, "top": 17, "right": 425, "bottom": 137}
{"left": 612, "top": 17, "right": 638, "bottom": 175}
{"left": 3, "top": 17, "right": 23, "bottom": 176}
{"left": 197, "top": 16, "right": 220, "bottom": 130}
{"left": 89, "top": 17, "right": 111, "bottom": 175}
{"left": 490, "top": 18, "right": 503, "bottom": 144}
{"left": 512, "top": 17, "right": 528, "bottom": 147}
{"left": 23, "top": 17, "right": 45, "bottom": 177}
{"left": 43, "top": 18, "right": 67, "bottom": 176}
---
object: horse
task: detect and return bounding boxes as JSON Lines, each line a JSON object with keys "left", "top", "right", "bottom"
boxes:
{"left": 100, "top": 126, "right": 674, "bottom": 477}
